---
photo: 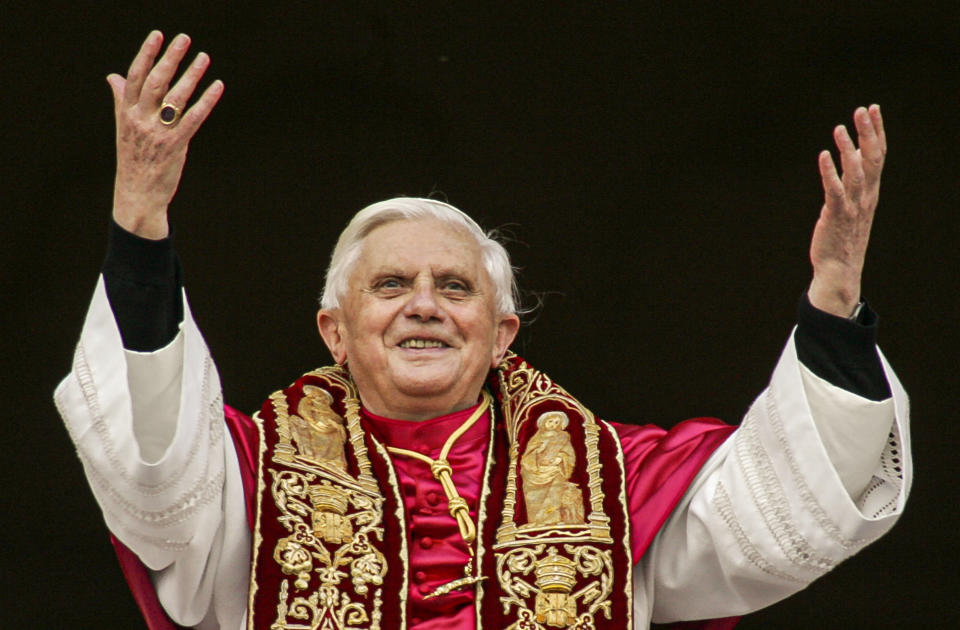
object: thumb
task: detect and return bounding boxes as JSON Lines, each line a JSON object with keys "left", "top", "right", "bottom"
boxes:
{"left": 105, "top": 73, "right": 125, "bottom": 106}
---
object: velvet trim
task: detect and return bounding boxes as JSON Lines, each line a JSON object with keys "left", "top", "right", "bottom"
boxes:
{"left": 249, "top": 368, "right": 410, "bottom": 629}
{"left": 475, "top": 353, "right": 636, "bottom": 627}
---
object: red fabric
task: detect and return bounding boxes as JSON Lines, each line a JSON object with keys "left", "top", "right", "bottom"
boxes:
{"left": 110, "top": 535, "right": 183, "bottom": 630}
{"left": 615, "top": 418, "right": 736, "bottom": 564}
{"left": 113, "top": 404, "right": 739, "bottom": 629}
{"left": 223, "top": 404, "right": 259, "bottom": 530}
{"left": 364, "top": 404, "right": 491, "bottom": 629}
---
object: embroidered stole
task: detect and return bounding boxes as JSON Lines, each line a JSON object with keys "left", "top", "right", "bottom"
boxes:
{"left": 248, "top": 353, "right": 634, "bottom": 629}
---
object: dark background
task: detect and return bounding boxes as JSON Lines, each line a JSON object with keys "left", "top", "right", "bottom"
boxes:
{"left": 4, "top": 2, "right": 958, "bottom": 628}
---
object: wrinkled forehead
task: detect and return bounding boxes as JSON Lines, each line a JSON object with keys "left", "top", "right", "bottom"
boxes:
{"left": 352, "top": 217, "right": 488, "bottom": 280}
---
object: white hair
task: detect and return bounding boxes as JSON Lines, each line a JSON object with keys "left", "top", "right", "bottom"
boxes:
{"left": 320, "top": 197, "right": 519, "bottom": 315}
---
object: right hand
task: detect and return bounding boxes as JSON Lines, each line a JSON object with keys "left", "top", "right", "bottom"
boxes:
{"left": 108, "top": 31, "right": 223, "bottom": 239}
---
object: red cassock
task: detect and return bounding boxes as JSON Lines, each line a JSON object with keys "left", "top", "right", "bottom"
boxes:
{"left": 112, "top": 391, "right": 738, "bottom": 630}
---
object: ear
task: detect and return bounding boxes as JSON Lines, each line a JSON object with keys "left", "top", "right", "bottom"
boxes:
{"left": 317, "top": 309, "right": 348, "bottom": 364}
{"left": 490, "top": 313, "right": 521, "bottom": 368}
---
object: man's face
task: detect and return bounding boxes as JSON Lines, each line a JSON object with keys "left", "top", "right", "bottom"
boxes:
{"left": 318, "top": 218, "right": 519, "bottom": 420}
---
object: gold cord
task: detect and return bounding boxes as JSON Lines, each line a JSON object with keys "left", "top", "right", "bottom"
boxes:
{"left": 386, "top": 391, "right": 492, "bottom": 598}
{"left": 387, "top": 391, "right": 490, "bottom": 546}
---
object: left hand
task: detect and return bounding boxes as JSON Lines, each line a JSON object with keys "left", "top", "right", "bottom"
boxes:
{"left": 807, "top": 105, "right": 886, "bottom": 318}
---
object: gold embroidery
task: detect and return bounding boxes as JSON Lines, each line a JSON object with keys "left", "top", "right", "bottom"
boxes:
{"left": 309, "top": 481, "right": 354, "bottom": 544}
{"left": 271, "top": 368, "right": 378, "bottom": 493}
{"left": 498, "top": 543, "right": 614, "bottom": 630}
{"left": 600, "top": 419, "right": 634, "bottom": 630}
{"left": 248, "top": 411, "right": 270, "bottom": 630}
{"left": 273, "top": 537, "right": 313, "bottom": 590}
{"left": 521, "top": 412, "right": 585, "bottom": 527}
{"left": 534, "top": 549, "right": 578, "bottom": 627}
{"left": 492, "top": 356, "right": 622, "bottom": 629}
{"left": 251, "top": 359, "right": 631, "bottom": 629}
{"left": 473, "top": 393, "right": 498, "bottom": 628}
{"left": 268, "top": 467, "right": 386, "bottom": 629}
{"left": 252, "top": 366, "right": 392, "bottom": 630}
{"left": 495, "top": 357, "right": 611, "bottom": 546}
{"left": 368, "top": 436, "right": 409, "bottom": 630}
{"left": 291, "top": 385, "right": 348, "bottom": 470}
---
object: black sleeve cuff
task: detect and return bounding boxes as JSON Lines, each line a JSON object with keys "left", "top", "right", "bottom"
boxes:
{"left": 794, "top": 293, "right": 891, "bottom": 401}
{"left": 102, "top": 220, "right": 184, "bottom": 351}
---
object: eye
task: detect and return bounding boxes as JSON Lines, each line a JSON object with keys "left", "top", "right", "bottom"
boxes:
{"left": 443, "top": 280, "right": 468, "bottom": 291}
{"left": 439, "top": 276, "right": 474, "bottom": 293}
{"left": 370, "top": 276, "right": 407, "bottom": 296}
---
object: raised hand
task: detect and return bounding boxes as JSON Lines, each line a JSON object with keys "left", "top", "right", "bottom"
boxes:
{"left": 807, "top": 105, "right": 886, "bottom": 318}
{"left": 107, "top": 31, "right": 224, "bottom": 239}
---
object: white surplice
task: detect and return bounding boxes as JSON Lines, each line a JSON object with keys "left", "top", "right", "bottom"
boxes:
{"left": 54, "top": 278, "right": 911, "bottom": 629}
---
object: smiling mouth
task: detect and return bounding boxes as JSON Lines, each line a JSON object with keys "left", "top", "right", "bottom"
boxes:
{"left": 399, "top": 338, "right": 448, "bottom": 349}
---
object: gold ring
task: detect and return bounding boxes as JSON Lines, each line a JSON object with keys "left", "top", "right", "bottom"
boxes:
{"left": 159, "top": 102, "right": 182, "bottom": 126}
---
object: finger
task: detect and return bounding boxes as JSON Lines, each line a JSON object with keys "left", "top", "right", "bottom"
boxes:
{"left": 868, "top": 103, "right": 887, "bottom": 156}
{"left": 818, "top": 149, "right": 845, "bottom": 213}
{"left": 124, "top": 30, "right": 164, "bottom": 104}
{"left": 834, "top": 124, "right": 864, "bottom": 203}
{"left": 140, "top": 33, "right": 192, "bottom": 110}
{"left": 161, "top": 52, "right": 211, "bottom": 114}
{"left": 177, "top": 80, "right": 225, "bottom": 139}
{"left": 853, "top": 106, "right": 884, "bottom": 185}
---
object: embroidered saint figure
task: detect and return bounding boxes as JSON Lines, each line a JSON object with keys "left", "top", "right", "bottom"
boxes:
{"left": 289, "top": 385, "right": 348, "bottom": 470}
{"left": 520, "top": 411, "right": 585, "bottom": 526}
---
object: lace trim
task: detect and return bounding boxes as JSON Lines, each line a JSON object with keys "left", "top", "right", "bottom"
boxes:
{"left": 858, "top": 429, "right": 904, "bottom": 518}
{"left": 712, "top": 482, "right": 806, "bottom": 585}
{"left": 62, "top": 339, "right": 228, "bottom": 529}
{"left": 107, "top": 507, "right": 192, "bottom": 552}
{"left": 765, "top": 384, "right": 867, "bottom": 549}
{"left": 84, "top": 453, "right": 226, "bottom": 529}
{"left": 878, "top": 430, "right": 905, "bottom": 484}
{"left": 70, "top": 341, "right": 223, "bottom": 495}
{"left": 735, "top": 408, "right": 836, "bottom": 575}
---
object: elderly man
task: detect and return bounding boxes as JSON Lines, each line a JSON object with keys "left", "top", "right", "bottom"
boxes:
{"left": 55, "top": 32, "right": 910, "bottom": 630}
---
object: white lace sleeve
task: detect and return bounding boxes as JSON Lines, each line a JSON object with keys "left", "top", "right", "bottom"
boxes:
{"left": 53, "top": 277, "right": 250, "bottom": 630}
{"left": 634, "top": 329, "right": 911, "bottom": 626}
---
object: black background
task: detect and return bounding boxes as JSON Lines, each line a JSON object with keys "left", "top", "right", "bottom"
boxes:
{"left": 4, "top": 2, "right": 958, "bottom": 628}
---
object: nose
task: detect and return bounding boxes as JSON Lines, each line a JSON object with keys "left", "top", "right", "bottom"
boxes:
{"left": 403, "top": 280, "right": 444, "bottom": 321}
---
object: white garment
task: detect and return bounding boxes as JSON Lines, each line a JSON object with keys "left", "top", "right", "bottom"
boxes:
{"left": 54, "top": 278, "right": 910, "bottom": 629}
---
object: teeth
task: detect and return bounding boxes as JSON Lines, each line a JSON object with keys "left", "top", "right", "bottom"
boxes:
{"left": 400, "top": 339, "right": 445, "bottom": 349}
